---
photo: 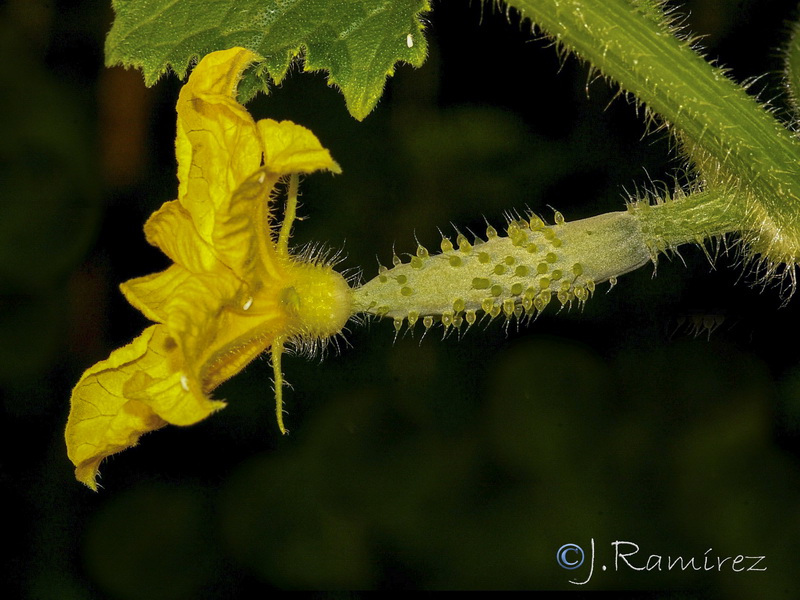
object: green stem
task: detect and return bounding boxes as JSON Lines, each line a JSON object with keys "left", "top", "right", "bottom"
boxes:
{"left": 505, "top": 0, "right": 800, "bottom": 262}
{"left": 632, "top": 188, "right": 746, "bottom": 253}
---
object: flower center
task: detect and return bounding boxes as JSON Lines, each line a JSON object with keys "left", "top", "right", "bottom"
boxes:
{"left": 281, "top": 263, "right": 352, "bottom": 339}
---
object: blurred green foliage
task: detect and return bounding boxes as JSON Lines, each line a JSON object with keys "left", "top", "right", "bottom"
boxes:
{"left": 0, "top": 17, "right": 100, "bottom": 383}
{"left": 3, "top": 0, "right": 800, "bottom": 597}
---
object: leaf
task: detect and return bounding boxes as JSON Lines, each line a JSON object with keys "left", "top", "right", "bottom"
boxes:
{"left": 105, "top": 0, "right": 430, "bottom": 120}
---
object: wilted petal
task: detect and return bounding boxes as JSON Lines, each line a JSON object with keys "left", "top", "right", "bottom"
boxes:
{"left": 120, "top": 264, "right": 194, "bottom": 324}
{"left": 175, "top": 47, "right": 264, "bottom": 246}
{"left": 158, "top": 268, "right": 284, "bottom": 391}
{"left": 66, "top": 325, "right": 225, "bottom": 490}
{"left": 258, "top": 119, "right": 342, "bottom": 176}
{"left": 144, "top": 200, "right": 220, "bottom": 274}
{"left": 67, "top": 47, "right": 349, "bottom": 489}
{"left": 212, "top": 167, "right": 282, "bottom": 281}
{"left": 160, "top": 271, "right": 241, "bottom": 361}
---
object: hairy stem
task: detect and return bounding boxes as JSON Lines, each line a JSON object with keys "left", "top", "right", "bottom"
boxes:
{"left": 632, "top": 188, "right": 746, "bottom": 252}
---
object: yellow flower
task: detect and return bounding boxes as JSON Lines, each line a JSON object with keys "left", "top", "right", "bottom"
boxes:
{"left": 66, "top": 47, "right": 351, "bottom": 490}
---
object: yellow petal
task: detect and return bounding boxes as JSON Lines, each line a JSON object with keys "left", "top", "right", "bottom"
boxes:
{"left": 175, "top": 47, "right": 264, "bottom": 246}
{"left": 120, "top": 264, "right": 194, "bottom": 324}
{"left": 155, "top": 269, "right": 282, "bottom": 391}
{"left": 67, "top": 48, "right": 350, "bottom": 489}
{"left": 258, "top": 119, "right": 342, "bottom": 175}
{"left": 143, "top": 200, "right": 220, "bottom": 273}
{"left": 160, "top": 272, "right": 241, "bottom": 355}
{"left": 122, "top": 361, "right": 222, "bottom": 426}
{"left": 200, "top": 310, "right": 283, "bottom": 392}
{"left": 212, "top": 167, "right": 283, "bottom": 281}
{"left": 66, "top": 326, "right": 167, "bottom": 490}
{"left": 66, "top": 325, "right": 225, "bottom": 490}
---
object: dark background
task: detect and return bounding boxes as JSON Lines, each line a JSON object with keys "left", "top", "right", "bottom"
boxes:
{"left": 3, "top": 0, "right": 800, "bottom": 596}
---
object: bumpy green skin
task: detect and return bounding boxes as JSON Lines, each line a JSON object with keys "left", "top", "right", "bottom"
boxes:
{"left": 352, "top": 211, "right": 651, "bottom": 326}
{"left": 508, "top": 0, "right": 800, "bottom": 265}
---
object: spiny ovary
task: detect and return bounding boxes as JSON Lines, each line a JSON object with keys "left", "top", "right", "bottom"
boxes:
{"left": 352, "top": 210, "right": 652, "bottom": 329}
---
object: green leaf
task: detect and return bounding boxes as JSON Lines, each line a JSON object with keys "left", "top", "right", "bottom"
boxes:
{"left": 105, "top": 0, "right": 430, "bottom": 120}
